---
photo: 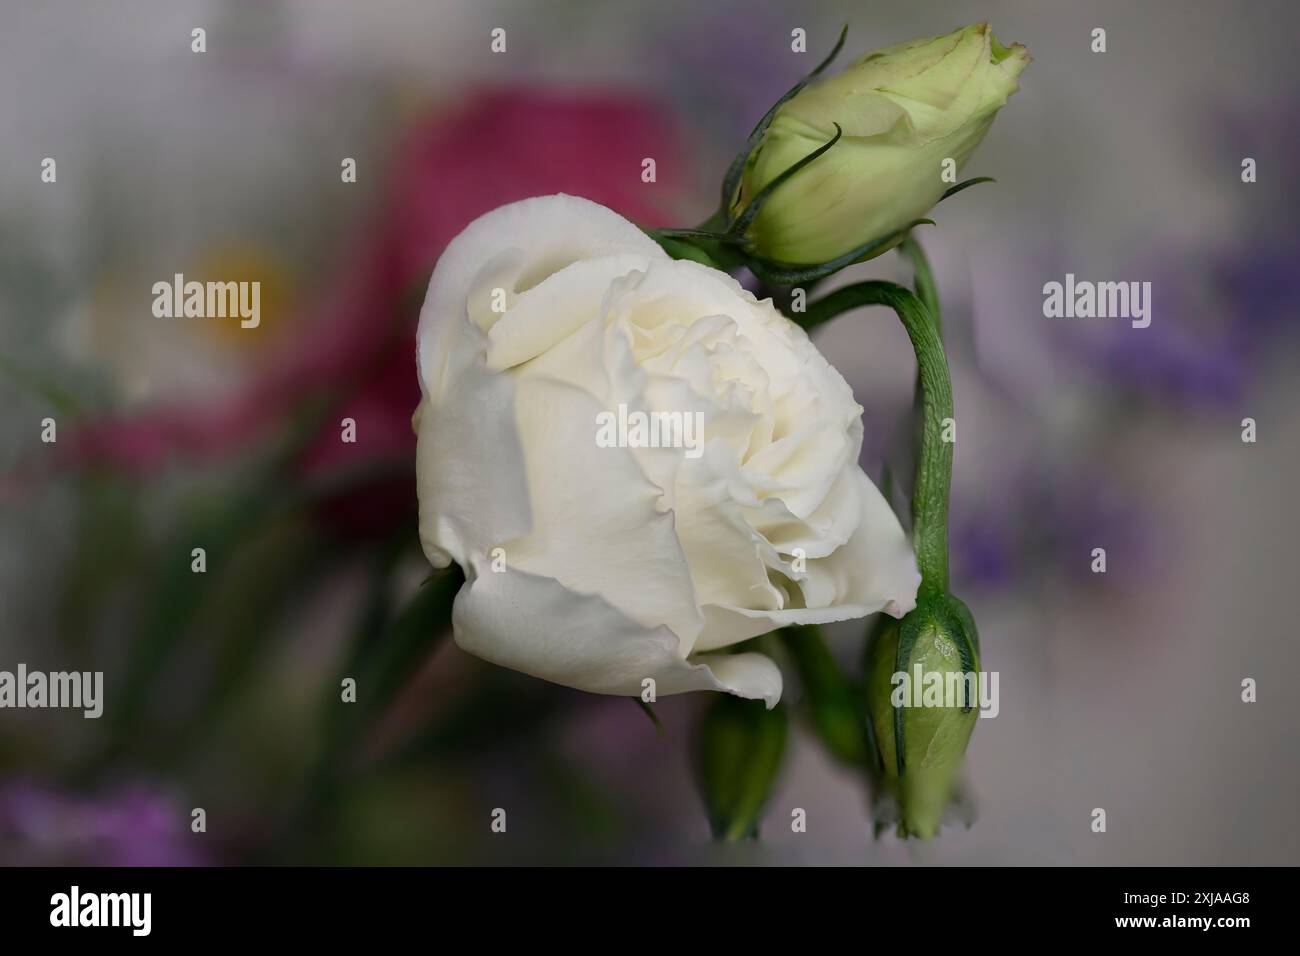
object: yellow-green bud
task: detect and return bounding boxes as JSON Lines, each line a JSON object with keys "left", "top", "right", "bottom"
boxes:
{"left": 735, "top": 23, "right": 1029, "bottom": 264}
{"left": 864, "top": 602, "right": 980, "bottom": 839}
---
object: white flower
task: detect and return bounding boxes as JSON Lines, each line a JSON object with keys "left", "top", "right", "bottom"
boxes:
{"left": 415, "top": 195, "right": 919, "bottom": 706}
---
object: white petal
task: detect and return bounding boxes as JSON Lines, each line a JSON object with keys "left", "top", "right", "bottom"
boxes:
{"left": 417, "top": 195, "right": 667, "bottom": 400}
{"left": 486, "top": 255, "right": 655, "bottom": 371}
{"left": 798, "top": 469, "right": 921, "bottom": 615}
{"left": 671, "top": 464, "right": 786, "bottom": 644}
{"left": 748, "top": 462, "right": 864, "bottom": 560}
{"left": 415, "top": 357, "right": 532, "bottom": 569}
{"left": 684, "top": 652, "right": 783, "bottom": 709}
{"left": 452, "top": 561, "right": 782, "bottom": 706}
{"left": 698, "top": 470, "right": 920, "bottom": 646}
{"left": 503, "top": 375, "right": 704, "bottom": 647}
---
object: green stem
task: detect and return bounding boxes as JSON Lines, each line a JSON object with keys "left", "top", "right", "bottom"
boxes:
{"left": 899, "top": 237, "right": 941, "bottom": 480}
{"left": 780, "top": 625, "right": 867, "bottom": 767}
{"left": 804, "top": 281, "right": 952, "bottom": 596}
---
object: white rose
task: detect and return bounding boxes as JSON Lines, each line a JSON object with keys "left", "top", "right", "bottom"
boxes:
{"left": 415, "top": 195, "right": 919, "bottom": 707}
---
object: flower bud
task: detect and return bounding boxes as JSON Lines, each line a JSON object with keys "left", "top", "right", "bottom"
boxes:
{"left": 734, "top": 23, "right": 1029, "bottom": 265}
{"left": 694, "top": 694, "right": 788, "bottom": 841}
{"left": 863, "top": 596, "right": 980, "bottom": 838}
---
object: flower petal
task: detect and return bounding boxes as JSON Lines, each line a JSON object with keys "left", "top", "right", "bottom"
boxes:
{"left": 417, "top": 194, "right": 667, "bottom": 399}
{"left": 416, "top": 356, "right": 532, "bottom": 568}
{"left": 452, "top": 560, "right": 782, "bottom": 706}
{"left": 503, "top": 375, "right": 704, "bottom": 647}
{"left": 700, "top": 471, "right": 919, "bottom": 645}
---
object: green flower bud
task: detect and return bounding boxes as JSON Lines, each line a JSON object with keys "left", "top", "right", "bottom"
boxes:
{"left": 863, "top": 595, "right": 980, "bottom": 839}
{"left": 694, "top": 694, "right": 788, "bottom": 841}
{"left": 734, "top": 23, "right": 1029, "bottom": 265}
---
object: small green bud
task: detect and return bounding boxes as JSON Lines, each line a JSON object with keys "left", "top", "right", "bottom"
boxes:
{"left": 735, "top": 24, "right": 1029, "bottom": 265}
{"left": 694, "top": 694, "right": 788, "bottom": 841}
{"left": 863, "top": 595, "right": 980, "bottom": 838}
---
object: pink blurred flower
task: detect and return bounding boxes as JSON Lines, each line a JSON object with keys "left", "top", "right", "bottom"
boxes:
{"left": 62, "top": 87, "right": 687, "bottom": 537}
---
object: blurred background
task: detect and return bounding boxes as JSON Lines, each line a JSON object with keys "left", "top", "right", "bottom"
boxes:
{"left": 2, "top": 0, "right": 1298, "bottom": 865}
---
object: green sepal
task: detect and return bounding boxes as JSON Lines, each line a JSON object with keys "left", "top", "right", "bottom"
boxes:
{"left": 945, "top": 591, "right": 982, "bottom": 658}
{"left": 726, "top": 124, "right": 843, "bottom": 239}
{"left": 634, "top": 696, "right": 665, "bottom": 736}
{"left": 647, "top": 233, "right": 725, "bottom": 268}
{"left": 651, "top": 227, "right": 745, "bottom": 246}
{"left": 720, "top": 24, "right": 848, "bottom": 209}
{"left": 939, "top": 176, "right": 995, "bottom": 202}
{"left": 745, "top": 220, "right": 934, "bottom": 287}
{"left": 891, "top": 611, "right": 925, "bottom": 775}
{"left": 890, "top": 596, "right": 980, "bottom": 771}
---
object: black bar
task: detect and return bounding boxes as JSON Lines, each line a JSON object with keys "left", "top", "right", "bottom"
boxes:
{"left": 0, "top": 866, "right": 1283, "bottom": 941}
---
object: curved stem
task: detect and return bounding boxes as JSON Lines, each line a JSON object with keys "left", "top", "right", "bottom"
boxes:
{"left": 899, "top": 237, "right": 939, "bottom": 478}
{"left": 804, "top": 281, "right": 951, "bottom": 595}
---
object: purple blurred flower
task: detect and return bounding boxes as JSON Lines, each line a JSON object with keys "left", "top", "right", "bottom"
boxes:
{"left": 0, "top": 780, "right": 205, "bottom": 866}
{"left": 1067, "top": 239, "right": 1298, "bottom": 411}
{"left": 1216, "top": 239, "right": 1300, "bottom": 351}
{"left": 952, "top": 466, "right": 1155, "bottom": 595}
{"left": 1066, "top": 97, "right": 1300, "bottom": 410}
